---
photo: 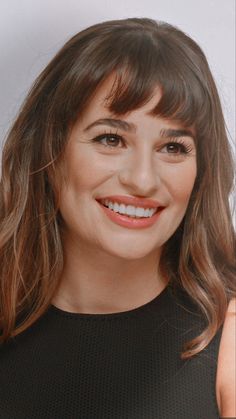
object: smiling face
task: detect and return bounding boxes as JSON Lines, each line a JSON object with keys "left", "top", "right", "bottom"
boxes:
{"left": 58, "top": 77, "right": 197, "bottom": 261}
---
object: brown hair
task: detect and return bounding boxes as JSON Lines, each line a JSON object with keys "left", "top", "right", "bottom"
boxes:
{"left": 0, "top": 18, "right": 235, "bottom": 358}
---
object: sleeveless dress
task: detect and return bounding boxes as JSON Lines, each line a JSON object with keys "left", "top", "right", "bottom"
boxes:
{"left": 0, "top": 282, "right": 222, "bottom": 418}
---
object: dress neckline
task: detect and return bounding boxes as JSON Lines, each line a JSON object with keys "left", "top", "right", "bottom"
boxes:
{"left": 49, "top": 282, "right": 171, "bottom": 320}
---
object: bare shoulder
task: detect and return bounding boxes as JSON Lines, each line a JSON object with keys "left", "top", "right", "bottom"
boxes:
{"left": 216, "top": 298, "right": 236, "bottom": 417}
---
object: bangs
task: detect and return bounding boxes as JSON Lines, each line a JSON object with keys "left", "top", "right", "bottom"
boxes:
{"left": 52, "top": 20, "right": 214, "bottom": 146}
{"left": 100, "top": 32, "right": 211, "bottom": 137}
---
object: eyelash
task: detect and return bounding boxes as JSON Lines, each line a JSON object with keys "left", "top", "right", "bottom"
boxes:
{"left": 90, "top": 132, "right": 194, "bottom": 155}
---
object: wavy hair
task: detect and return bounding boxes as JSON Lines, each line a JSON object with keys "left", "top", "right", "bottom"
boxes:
{"left": 0, "top": 18, "right": 235, "bottom": 358}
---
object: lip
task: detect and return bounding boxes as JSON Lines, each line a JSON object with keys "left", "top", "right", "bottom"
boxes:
{"left": 97, "top": 200, "right": 165, "bottom": 229}
{"left": 96, "top": 195, "right": 162, "bottom": 209}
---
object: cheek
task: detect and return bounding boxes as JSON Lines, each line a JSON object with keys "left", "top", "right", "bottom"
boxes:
{"left": 63, "top": 152, "right": 97, "bottom": 193}
{"left": 162, "top": 162, "right": 197, "bottom": 205}
{"left": 65, "top": 142, "right": 117, "bottom": 192}
{"left": 172, "top": 177, "right": 195, "bottom": 202}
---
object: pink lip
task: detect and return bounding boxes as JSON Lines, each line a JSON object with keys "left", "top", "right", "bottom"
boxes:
{"left": 96, "top": 195, "right": 162, "bottom": 209}
{"left": 97, "top": 201, "right": 165, "bottom": 229}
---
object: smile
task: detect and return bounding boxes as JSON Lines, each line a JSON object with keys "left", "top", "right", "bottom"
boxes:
{"left": 100, "top": 199, "right": 158, "bottom": 218}
{"left": 97, "top": 199, "right": 165, "bottom": 229}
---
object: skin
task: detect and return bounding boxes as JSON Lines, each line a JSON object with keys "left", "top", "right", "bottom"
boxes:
{"left": 52, "top": 75, "right": 236, "bottom": 416}
{"left": 216, "top": 298, "right": 236, "bottom": 417}
{"left": 52, "top": 77, "right": 197, "bottom": 314}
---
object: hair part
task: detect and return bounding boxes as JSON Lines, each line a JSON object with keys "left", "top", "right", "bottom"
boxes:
{"left": 0, "top": 17, "right": 235, "bottom": 358}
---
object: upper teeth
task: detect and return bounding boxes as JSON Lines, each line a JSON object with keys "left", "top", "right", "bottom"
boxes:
{"left": 101, "top": 199, "right": 157, "bottom": 218}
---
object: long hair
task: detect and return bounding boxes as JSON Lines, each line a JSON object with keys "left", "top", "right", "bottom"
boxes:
{"left": 0, "top": 18, "right": 235, "bottom": 358}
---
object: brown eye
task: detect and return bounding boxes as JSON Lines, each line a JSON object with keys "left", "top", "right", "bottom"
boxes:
{"left": 92, "top": 134, "right": 124, "bottom": 148}
{"left": 166, "top": 143, "right": 186, "bottom": 154}
{"left": 161, "top": 141, "right": 193, "bottom": 155}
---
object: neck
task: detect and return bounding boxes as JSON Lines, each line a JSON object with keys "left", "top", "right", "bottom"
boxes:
{"left": 52, "top": 235, "right": 168, "bottom": 314}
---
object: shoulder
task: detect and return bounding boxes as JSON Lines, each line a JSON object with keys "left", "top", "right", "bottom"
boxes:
{"left": 216, "top": 298, "right": 236, "bottom": 417}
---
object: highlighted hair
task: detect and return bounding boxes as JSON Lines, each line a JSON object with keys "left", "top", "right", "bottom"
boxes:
{"left": 0, "top": 18, "right": 235, "bottom": 358}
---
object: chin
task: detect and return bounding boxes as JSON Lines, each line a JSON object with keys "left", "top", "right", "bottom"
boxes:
{"left": 102, "top": 243, "right": 162, "bottom": 261}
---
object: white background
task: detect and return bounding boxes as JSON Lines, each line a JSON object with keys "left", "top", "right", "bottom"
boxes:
{"left": 0, "top": 0, "right": 235, "bottom": 153}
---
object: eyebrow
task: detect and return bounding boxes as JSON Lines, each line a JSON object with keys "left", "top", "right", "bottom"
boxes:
{"left": 84, "top": 118, "right": 195, "bottom": 140}
{"left": 84, "top": 118, "right": 136, "bottom": 133}
{"left": 159, "top": 128, "right": 195, "bottom": 141}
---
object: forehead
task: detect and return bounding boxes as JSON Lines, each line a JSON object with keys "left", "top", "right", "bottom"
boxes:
{"left": 76, "top": 74, "right": 195, "bottom": 137}
{"left": 81, "top": 74, "right": 162, "bottom": 119}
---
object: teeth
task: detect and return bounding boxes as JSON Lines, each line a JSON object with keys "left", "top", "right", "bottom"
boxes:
{"left": 102, "top": 199, "right": 157, "bottom": 218}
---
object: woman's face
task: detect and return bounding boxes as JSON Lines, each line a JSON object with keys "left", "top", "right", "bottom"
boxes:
{"left": 59, "top": 77, "right": 197, "bottom": 260}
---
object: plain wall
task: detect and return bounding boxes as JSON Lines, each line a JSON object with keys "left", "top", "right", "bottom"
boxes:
{"left": 0, "top": 0, "right": 235, "bottom": 153}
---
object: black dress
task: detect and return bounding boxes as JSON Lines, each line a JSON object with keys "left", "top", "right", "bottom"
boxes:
{"left": 0, "top": 282, "right": 222, "bottom": 418}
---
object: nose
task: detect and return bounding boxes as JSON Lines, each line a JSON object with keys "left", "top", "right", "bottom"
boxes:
{"left": 118, "top": 149, "right": 160, "bottom": 196}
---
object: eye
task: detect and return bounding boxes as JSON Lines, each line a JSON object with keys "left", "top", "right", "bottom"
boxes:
{"left": 161, "top": 141, "right": 193, "bottom": 155}
{"left": 91, "top": 133, "right": 124, "bottom": 148}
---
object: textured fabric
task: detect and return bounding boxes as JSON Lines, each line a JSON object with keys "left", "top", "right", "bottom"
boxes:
{"left": 0, "top": 283, "right": 222, "bottom": 418}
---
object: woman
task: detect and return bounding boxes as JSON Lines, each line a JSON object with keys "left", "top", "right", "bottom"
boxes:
{"left": 0, "top": 17, "right": 235, "bottom": 418}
